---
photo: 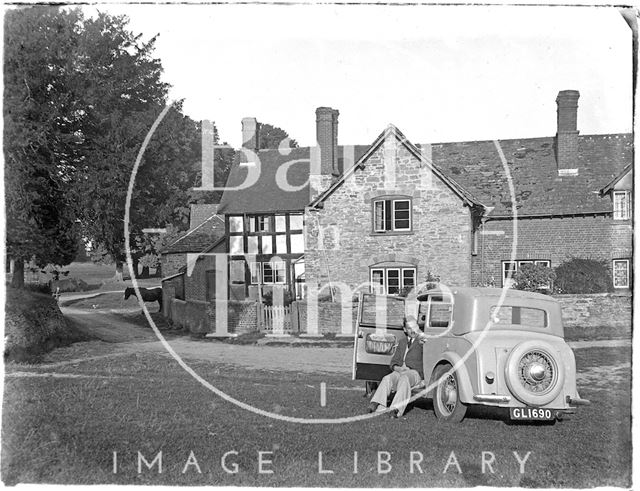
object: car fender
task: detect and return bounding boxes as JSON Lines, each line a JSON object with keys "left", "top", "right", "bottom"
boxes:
{"left": 427, "top": 351, "right": 475, "bottom": 404}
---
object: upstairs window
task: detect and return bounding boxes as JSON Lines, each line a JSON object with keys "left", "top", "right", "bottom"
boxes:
{"left": 250, "top": 215, "right": 271, "bottom": 232}
{"left": 373, "top": 198, "right": 411, "bottom": 232}
{"left": 613, "top": 191, "right": 631, "bottom": 220}
{"left": 229, "top": 216, "right": 244, "bottom": 233}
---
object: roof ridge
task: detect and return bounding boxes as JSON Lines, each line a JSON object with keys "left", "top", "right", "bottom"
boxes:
{"left": 309, "top": 124, "right": 485, "bottom": 210}
{"left": 431, "top": 132, "right": 632, "bottom": 147}
{"left": 164, "top": 213, "right": 223, "bottom": 249}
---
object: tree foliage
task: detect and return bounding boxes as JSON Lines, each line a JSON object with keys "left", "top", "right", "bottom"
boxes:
{"left": 5, "top": 6, "right": 232, "bottom": 284}
{"left": 71, "top": 12, "right": 170, "bottom": 277}
{"left": 4, "top": 7, "right": 84, "bottom": 286}
{"left": 259, "top": 123, "right": 298, "bottom": 150}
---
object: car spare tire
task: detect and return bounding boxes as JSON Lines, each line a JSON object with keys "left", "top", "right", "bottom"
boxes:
{"left": 505, "top": 340, "right": 565, "bottom": 407}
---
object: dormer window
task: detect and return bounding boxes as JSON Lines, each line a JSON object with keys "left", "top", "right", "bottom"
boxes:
{"left": 613, "top": 191, "right": 631, "bottom": 220}
{"left": 373, "top": 197, "right": 412, "bottom": 232}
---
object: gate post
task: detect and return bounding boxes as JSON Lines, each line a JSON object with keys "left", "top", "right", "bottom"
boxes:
{"left": 257, "top": 302, "right": 263, "bottom": 331}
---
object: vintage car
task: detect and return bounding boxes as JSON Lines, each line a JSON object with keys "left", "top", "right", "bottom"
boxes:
{"left": 352, "top": 287, "right": 590, "bottom": 422}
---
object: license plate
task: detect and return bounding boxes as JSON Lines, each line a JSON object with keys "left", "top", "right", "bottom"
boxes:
{"left": 510, "top": 407, "right": 556, "bottom": 421}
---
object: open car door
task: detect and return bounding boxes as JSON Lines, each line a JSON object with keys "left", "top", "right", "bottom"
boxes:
{"left": 352, "top": 293, "right": 407, "bottom": 382}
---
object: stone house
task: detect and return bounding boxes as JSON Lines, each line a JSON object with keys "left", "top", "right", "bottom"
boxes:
{"left": 214, "top": 90, "right": 631, "bottom": 300}
{"left": 165, "top": 89, "right": 632, "bottom": 324}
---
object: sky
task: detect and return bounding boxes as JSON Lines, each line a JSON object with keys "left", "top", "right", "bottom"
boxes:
{"left": 88, "top": 3, "right": 632, "bottom": 148}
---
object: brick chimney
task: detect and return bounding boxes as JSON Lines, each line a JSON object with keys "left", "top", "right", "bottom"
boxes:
{"left": 241, "top": 117, "right": 260, "bottom": 152}
{"left": 555, "top": 90, "right": 580, "bottom": 174}
{"left": 316, "top": 107, "right": 339, "bottom": 176}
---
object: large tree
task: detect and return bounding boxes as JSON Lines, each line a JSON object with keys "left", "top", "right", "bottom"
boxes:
{"left": 6, "top": 7, "right": 234, "bottom": 284}
{"left": 69, "top": 12, "right": 170, "bottom": 279}
{"left": 4, "top": 7, "right": 84, "bottom": 287}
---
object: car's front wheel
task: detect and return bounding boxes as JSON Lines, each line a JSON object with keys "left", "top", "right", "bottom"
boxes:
{"left": 433, "top": 363, "right": 467, "bottom": 422}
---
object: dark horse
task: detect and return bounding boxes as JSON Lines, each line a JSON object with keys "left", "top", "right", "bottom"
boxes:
{"left": 124, "top": 287, "right": 162, "bottom": 311}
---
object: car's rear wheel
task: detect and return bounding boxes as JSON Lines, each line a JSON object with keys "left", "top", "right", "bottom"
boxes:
{"left": 505, "top": 341, "right": 565, "bottom": 407}
{"left": 433, "top": 363, "right": 467, "bottom": 422}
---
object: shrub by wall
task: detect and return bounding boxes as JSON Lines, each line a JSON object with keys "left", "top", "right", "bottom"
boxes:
{"left": 554, "top": 258, "right": 612, "bottom": 294}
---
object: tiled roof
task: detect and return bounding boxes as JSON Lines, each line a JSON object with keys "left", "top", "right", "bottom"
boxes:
{"left": 217, "top": 131, "right": 632, "bottom": 218}
{"left": 599, "top": 163, "right": 633, "bottom": 196}
{"left": 218, "top": 146, "right": 369, "bottom": 214}
{"left": 432, "top": 133, "right": 632, "bottom": 217}
{"left": 160, "top": 214, "right": 225, "bottom": 254}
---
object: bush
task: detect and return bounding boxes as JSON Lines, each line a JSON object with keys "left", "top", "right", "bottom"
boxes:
{"left": 513, "top": 264, "right": 556, "bottom": 293}
{"left": 554, "top": 258, "right": 613, "bottom": 294}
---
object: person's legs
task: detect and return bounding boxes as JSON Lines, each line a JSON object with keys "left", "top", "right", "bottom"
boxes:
{"left": 370, "top": 372, "right": 401, "bottom": 410}
{"left": 389, "top": 370, "right": 422, "bottom": 416}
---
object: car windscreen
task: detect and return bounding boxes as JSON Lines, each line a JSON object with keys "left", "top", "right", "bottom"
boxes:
{"left": 490, "top": 305, "right": 548, "bottom": 328}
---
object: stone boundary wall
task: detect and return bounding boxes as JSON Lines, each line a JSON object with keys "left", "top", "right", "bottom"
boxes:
{"left": 296, "top": 293, "right": 631, "bottom": 335}
{"left": 555, "top": 292, "right": 632, "bottom": 329}
{"left": 165, "top": 297, "right": 257, "bottom": 335}
{"left": 165, "top": 292, "right": 631, "bottom": 337}
{"left": 207, "top": 300, "right": 258, "bottom": 335}
{"left": 295, "top": 300, "right": 358, "bottom": 335}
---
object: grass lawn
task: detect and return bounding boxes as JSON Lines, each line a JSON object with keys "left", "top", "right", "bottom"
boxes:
{"left": 2, "top": 345, "right": 631, "bottom": 487}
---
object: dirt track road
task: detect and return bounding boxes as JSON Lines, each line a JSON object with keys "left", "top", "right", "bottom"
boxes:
{"left": 61, "top": 307, "right": 353, "bottom": 374}
{"left": 59, "top": 304, "right": 630, "bottom": 382}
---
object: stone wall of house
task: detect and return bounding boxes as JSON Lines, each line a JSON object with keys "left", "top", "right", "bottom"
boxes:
{"left": 472, "top": 215, "right": 633, "bottom": 288}
{"left": 305, "top": 136, "right": 473, "bottom": 299}
{"left": 161, "top": 253, "right": 187, "bottom": 279}
{"left": 555, "top": 292, "right": 632, "bottom": 330}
